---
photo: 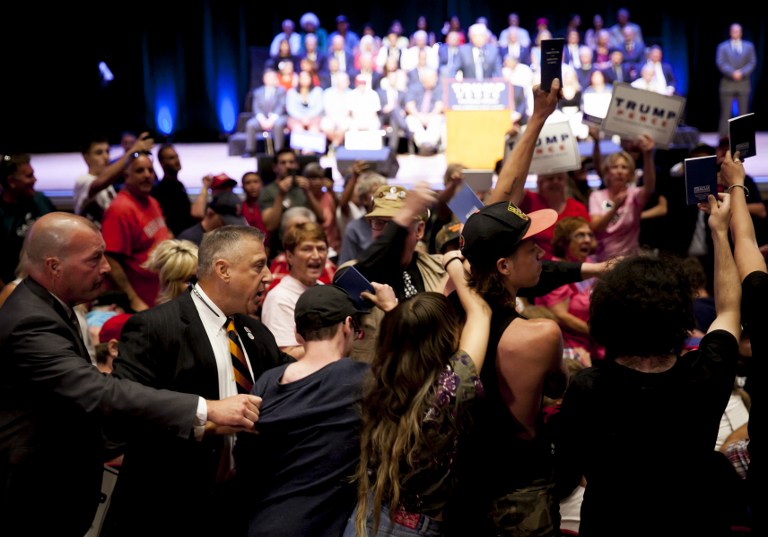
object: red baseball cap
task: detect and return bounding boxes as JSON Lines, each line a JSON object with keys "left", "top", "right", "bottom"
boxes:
{"left": 211, "top": 173, "right": 237, "bottom": 190}
{"left": 99, "top": 313, "right": 133, "bottom": 343}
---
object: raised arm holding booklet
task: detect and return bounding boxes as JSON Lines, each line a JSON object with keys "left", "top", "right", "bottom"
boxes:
{"left": 540, "top": 38, "right": 565, "bottom": 92}
{"left": 684, "top": 155, "right": 718, "bottom": 205}
{"left": 334, "top": 266, "right": 375, "bottom": 310}
{"left": 729, "top": 112, "right": 756, "bottom": 159}
{"left": 447, "top": 183, "right": 484, "bottom": 224}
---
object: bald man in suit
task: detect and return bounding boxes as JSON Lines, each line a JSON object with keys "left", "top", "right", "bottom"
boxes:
{"left": 0, "top": 213, "right": 260, "bottom": 537}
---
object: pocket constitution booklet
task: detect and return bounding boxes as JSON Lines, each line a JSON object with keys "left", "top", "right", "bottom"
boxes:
{"left": 684, "top": 155, "right": 718, "bottom": 205}
{"left": 729, "top": 112, "right": 756, "bottom": 159}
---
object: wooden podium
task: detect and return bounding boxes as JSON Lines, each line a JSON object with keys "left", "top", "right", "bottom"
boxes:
{"left": 443, "top": 78, "right": 512, "bottom": 169}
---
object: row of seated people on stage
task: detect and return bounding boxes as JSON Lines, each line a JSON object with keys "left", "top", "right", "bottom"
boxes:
{"left": 244, "top": 64, "right": 449, "bottom": 157}
{"left": 1, "top": 79, "right": 761, "bottom": 535}
{"left": 267, "top": 7, "right": 649, "bottom": 76}
{"left": 252, "top": 20, "right": 678, "bottom": 157}
{"left": 267, "top": 7, "right": 666, "bottom": 93}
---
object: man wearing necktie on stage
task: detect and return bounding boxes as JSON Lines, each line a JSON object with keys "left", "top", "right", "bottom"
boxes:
{"left": 716, "top": 22, "right": 756, "bottom": 137}
{"left": 454, "top": 23, "right": 501, "bottom": 80}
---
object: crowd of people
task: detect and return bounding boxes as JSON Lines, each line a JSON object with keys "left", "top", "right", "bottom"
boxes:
{"left": 241, "top": 7, "right": 754, "bottom": 159}
{"left": 0, "top": 7, "right": 763, "bottom": 537}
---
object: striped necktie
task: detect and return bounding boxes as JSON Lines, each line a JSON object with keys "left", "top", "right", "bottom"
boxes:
{"left": 226, "top": 318, "right": 253, "bottom": 394}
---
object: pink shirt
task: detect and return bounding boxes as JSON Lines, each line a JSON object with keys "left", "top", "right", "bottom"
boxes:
{"left": 589, "top": 185, "right": 645, "bottom": 261}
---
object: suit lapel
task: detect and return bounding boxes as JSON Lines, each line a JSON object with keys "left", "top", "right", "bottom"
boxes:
{"left": 24, "top": 278, "right": 90, "bottom": 361}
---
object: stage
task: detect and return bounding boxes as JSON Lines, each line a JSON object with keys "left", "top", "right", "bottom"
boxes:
{"left": 29, "top": 132, "right": 768, "bottom": 212}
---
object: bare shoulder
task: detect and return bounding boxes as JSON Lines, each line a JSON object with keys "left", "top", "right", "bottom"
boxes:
{"left": 499, "top": 317, "right": 562, "bottom": 357}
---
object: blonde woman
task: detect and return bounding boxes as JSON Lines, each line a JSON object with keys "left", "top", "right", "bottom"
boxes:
{"left": 588, "top": 134, "right": 656, "bottom": 261}
{"left": 142, "top": 239, "right": 198, "bottom": 305}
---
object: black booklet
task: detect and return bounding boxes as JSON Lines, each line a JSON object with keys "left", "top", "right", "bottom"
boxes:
{"left": 684, "top": 155, "right": 718, "bottom": 205}
{"left": 540, "top": 38, "right": 565, "bottom": 92}
{"left": 729, "top": 112, "right": 756, "bottom": 159}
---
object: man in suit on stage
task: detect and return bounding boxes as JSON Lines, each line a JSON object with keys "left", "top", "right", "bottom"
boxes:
{"left": 716, "top": 22, "right": 756, "bottom": 136}
{"left": 0, "top": 213, "right": 261, "bottom": 537}
{"left": 245, "top": 68, "right": 287, "bottom": 157}
{"left": 377, "top": 68, "right": 409, "bottom": 152}
{"left": 103, "top": 225, "right": 290, "bottom": 537}
{"left": 454, "top": 23, "right": 502, "bottom": 80}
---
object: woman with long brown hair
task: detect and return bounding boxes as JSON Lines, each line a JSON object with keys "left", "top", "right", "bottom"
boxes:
{"left": 344, "top": 250, "right": 491, "bottom": 536}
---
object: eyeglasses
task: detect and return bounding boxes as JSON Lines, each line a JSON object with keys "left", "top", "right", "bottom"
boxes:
{"left": 572, "top": 232, "right": 595, "bottom": 241}
{"left": 369, "top": 218, "right": 390, "bottom": 231}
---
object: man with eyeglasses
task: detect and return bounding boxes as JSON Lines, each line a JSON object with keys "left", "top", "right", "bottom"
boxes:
{"left": 236, "top": 283, "right": 397, "bottom": 537}
{"left": 74, "top": 132, "right": 153, "bottom": 225}
{"left": 101, "top": 151, "right": 170, "bottom": 311}
{"left": 335, "top": 182, "right": 446, "bottom": 361}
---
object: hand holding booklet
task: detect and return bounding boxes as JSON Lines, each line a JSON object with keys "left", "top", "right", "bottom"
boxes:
{"left": 539, "top": 38, "right": 565, "bottom": 92}
{"left": 684, "top": 155, "right": 718, "bottom": 205}
{"left": 729, "top": 113, "right": 756, "bottom": 160}
{"left": 447, "top": 183, "right": 484, "bottom": 224}
{"left": 334, "top": 266, "right": 375, "bottom": 310}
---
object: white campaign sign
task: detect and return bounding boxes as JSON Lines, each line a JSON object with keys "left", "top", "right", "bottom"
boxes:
{"left": 602, "top": 83, "right": 686, "bottom": 149}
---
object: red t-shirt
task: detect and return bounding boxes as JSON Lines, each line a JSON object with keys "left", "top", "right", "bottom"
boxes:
{"left": 520, "top": 191, "right": 590, "bottom": 258}
{"left": 243, "top": 199, "right": 268, "bottom": 235}
{"left": 102, "top": 191, "right": 170, "bottom": 307}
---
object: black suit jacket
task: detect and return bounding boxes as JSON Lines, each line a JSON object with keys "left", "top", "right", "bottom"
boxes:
{"left": 252, "top": 85, "right": 287, "bottom": 118}
{"left": 105, "top": 289, "right": 288, "bottom": 536}
{"left": 0, "top": 278, "right": 197, "bottom": 537}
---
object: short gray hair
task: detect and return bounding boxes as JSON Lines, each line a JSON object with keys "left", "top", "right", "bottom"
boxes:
{"left": 280, "top": 206, "right": 316, "bottom": 233}
{"left": 197, "top": 226, "right": 264, "bottom": 278}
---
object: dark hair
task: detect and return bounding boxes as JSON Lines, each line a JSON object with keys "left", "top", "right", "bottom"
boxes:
{"left": 241, "top": 171, "right": 261, "bottom": 184}
{"left": 589, "top": 255, "right": 695, "bottom": 358}
{"left": 468, "top": 257, "right": 516, "bottom": 307}
{"left": 680, "top": 256, "right": 708, "bottom": 292}
{"left": 157, "top": 143, "right": 176, "bottom": 161}
{"left": 275, "top": 147, "right": 297, "bottom": 161}
{"left": 80, "top": 134, "right": 109, "bottom": 155}
{"left": 0, "top": 153, "right": 30, "bottom": 189}
{"left": 296, "top": 321, "right": 342, "bottom": 342}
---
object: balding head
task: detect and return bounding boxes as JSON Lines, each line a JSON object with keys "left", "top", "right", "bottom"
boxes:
{"left": 26, "top": 213, "right": 99, "bottom": 266}
{"left": 26, "top": 212, "right": 110, "bottom": 306}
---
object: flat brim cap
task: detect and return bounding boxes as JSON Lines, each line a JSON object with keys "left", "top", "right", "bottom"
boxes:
{"left": 460, "top": 201, "right": 558, "bottom": 266}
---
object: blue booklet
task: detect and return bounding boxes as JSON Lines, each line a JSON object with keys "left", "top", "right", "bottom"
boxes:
{"left": 684, "top": 155, "right": 718, "bottom": 205}
{"left": 333, "top": 266, "right": 375, "bottom": 310}
{"left": 447, "top": 183, "right": 484, "bottom": 224}
{"left": 729, "top": 112, "right": 756, "bottom": 159}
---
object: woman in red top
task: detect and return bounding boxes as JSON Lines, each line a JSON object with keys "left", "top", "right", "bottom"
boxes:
{"left": 519, "top": 171, "right": 590, "bottom": 258}
{"left": 241, "top": 171, "right": 268, "bottom": 237}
